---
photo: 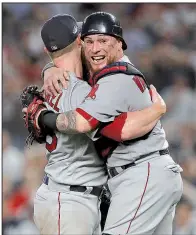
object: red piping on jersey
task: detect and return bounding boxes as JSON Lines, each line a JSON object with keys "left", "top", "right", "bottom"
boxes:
{"left": 126, "top": 162, "right": 151, "bottom": 234}
{"left": 88, "top": 76, "right": 94, "bottom": 86}
{"left": 149, "top": 88, "right": 153, "bottom": 101}
{"left": 100, "top": 113, "right": 127, "bottom": 142}
{"left": 58, "top": 192, "right": 61, "bottom": 235}
{"left": 76, "top": 108, "right": 99, "bottom": 129}
{"left": 133, "top": 76, "right": 147, "bottom": 93}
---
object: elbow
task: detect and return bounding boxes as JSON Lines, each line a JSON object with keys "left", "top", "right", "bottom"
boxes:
{"left": 75, "top": 109, "right": 98, "bottom": 133}
{"left": 121, "top": 126, "right": 134, "bottom": 141}
{"left": 121, "top": 132, "right": 134, "bottom": 141}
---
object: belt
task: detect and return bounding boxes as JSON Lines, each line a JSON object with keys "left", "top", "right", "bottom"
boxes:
{"left": 43, "top": 175, "right": 103, "bottom": 198}
{"left": 108, "top": 148, "right": 170, "bottom": 178}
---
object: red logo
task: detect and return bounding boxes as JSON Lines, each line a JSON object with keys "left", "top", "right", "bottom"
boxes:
{"left": 86, "top": 84, "right": 99, "bottom": 99}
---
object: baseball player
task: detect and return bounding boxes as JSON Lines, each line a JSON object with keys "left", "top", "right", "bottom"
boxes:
{"left": 24, "top": 14, "right": 165, "bottom": 235}
{"left": 31, "top": 15, "right": 106, "bottom": 235}
{"left": 35, "top": 12, "right": 183, "bottom": 235}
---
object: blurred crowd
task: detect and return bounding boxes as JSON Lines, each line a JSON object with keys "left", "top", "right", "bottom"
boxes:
{"left": 2, "top": 3, "right": 196, "bottom": 234}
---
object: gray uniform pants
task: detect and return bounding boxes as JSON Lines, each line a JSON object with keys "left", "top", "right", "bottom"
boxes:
{"left": 103, "top": 153, "right": 183, "bottom": 235}
{"left": 34, "top": 184, "right": 101, "bottom": 235}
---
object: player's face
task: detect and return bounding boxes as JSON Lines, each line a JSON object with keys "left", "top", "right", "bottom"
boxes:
{"left": 83, "top": 34, "right": 122, "bottom": 73}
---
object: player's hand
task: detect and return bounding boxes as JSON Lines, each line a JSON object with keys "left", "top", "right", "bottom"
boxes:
{"left": 150, "top": 85, "right": 166, "bottom": 114}
{"left": 43, "top": 67, "right": 69, "bottom": 97}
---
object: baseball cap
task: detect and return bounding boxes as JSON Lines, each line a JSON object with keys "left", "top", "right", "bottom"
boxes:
{"left": 41, "top": 14, "right": 81, "bottom": 52}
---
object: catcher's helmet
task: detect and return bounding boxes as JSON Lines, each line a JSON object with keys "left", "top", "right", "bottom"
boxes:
{"left": 81, "top": 12, "right": 127, "bottom": 50}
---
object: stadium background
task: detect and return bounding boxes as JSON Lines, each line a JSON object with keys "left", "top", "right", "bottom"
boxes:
{"left": 2, "top": 3, "right": 196, "bottom": 234}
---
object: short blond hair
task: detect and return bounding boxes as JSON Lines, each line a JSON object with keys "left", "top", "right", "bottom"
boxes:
{"left": 48, "top": 40, "right": 77, "bottom": 59}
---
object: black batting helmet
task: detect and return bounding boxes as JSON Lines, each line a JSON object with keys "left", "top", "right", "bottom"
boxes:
{"left": 81, "top": 12, "right": 127, "bottom": 50}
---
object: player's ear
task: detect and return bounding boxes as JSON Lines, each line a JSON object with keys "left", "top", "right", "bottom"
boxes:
{"left": 76, "top": 35, "right": 82, "bottom": 46}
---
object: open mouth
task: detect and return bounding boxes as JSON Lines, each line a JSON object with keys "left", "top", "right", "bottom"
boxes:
{"left": 91, "top": 56, "right": 105, "bottom": 64}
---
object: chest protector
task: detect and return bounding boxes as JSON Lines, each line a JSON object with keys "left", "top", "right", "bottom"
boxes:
{"left": 89, "top": 61, "right": 150, "bottom": 89}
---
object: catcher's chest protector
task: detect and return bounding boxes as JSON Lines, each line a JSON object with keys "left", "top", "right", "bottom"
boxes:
{"left": 90, "top": 61, "right": 149, "bottom": 88}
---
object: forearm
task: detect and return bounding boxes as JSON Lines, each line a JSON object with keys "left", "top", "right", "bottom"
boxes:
{"left": 100, "top": 103, "right": 163, "bottom": 142}
{"left": 56, "top": 111, "right": 81, "bottom": 134}
{"left": 121, "top": 104, "right": 162, "bottom": 141}
{"left": 122, "top": 117, "right": 159, "bottom": 141}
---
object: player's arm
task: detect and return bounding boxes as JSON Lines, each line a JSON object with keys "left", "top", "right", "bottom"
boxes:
{"left": 37, "top": 74, "right": 155, "bottom": 134}
{"left": 41, "top": 64, "right": 165, "bottom": 140}
{"left": 34, "top": 74, "right": 164, "bottom": 138}
{"left": 100, "top": 85, "right": 166, "bottom": 141}
{"left": 41, "top": 63, "right": 164, "bottom": 140}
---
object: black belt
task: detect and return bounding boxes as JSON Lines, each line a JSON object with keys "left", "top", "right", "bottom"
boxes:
{"left": 43, "top": 175, "right": 103, "bottom": 198}
{"left": 108, "top": 148, "right": 170, "bottom": 178}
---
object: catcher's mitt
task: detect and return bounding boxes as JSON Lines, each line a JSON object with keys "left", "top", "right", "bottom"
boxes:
{"left": 20, "top": 85, "right": 48, "bottom": 145}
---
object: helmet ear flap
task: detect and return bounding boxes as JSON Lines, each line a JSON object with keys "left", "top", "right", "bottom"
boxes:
{"left": 112, "top": 25, "right": 127, "bottom": 50}
{"left": 112, "top": 25, "right": 122, "bottom": 36}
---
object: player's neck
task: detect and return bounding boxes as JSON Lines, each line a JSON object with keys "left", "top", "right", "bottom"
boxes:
{"left": 54, "top": 55, "right": 83, "bottom": 78}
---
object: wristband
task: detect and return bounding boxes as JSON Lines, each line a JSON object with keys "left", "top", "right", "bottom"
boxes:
{"left": 38, "top": 110, "right": 59, "bottom": 131}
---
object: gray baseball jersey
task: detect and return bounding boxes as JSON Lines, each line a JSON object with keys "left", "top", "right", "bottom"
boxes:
{"left": 44, "top": 72, "right": 107, "bottom": 187}
{"left": 79, "top": 68, "right": 168, "bottom": 167}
